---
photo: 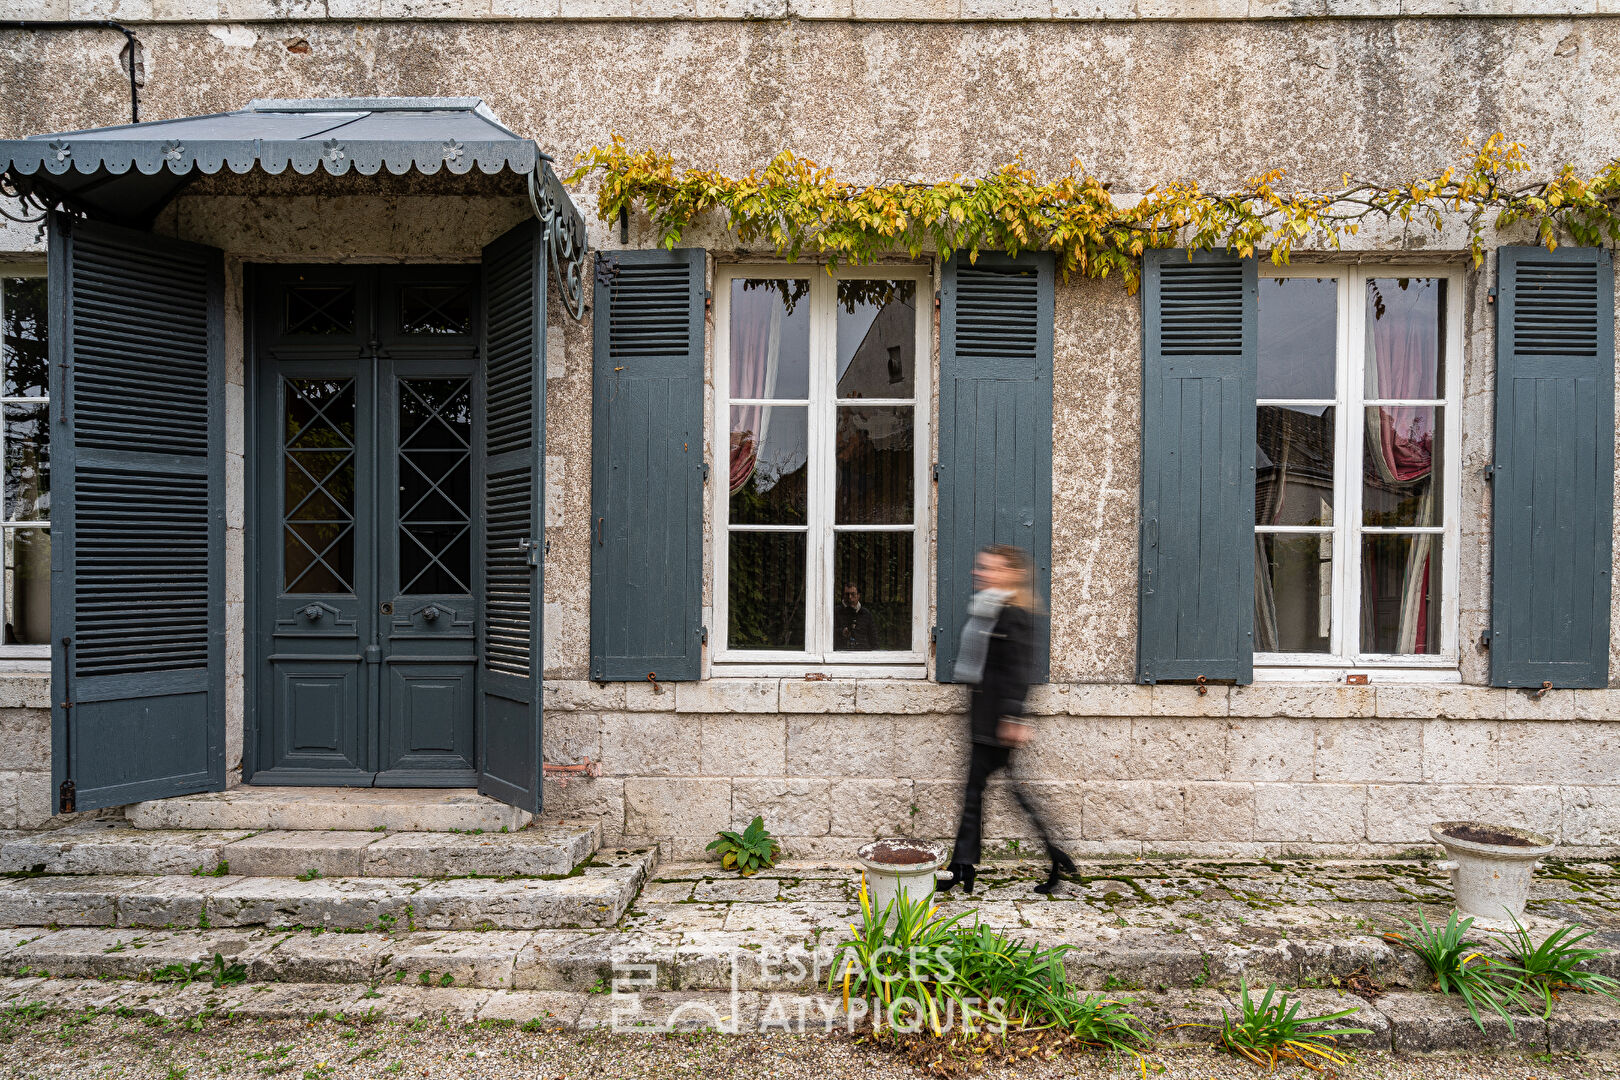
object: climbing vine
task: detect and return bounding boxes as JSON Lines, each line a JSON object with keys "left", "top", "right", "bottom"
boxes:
{"left": 569, "top": 134, "right": 1620, "bottom": 292}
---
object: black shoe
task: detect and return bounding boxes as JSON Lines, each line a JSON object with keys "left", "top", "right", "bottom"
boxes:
{"left": 937, "top": 862, "right": 977, "bottom": 895}
{"left": 1033, "top": 849, "right": 1076, "bottom": 895}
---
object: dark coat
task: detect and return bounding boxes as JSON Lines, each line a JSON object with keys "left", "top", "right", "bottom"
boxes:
{"left": 967, "top": 604, "right": 1034, "bottom": 746}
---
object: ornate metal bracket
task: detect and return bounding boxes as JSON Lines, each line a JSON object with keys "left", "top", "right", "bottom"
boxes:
{"left": 0, "top": 172, "right": 58, "bottom": 242}
{"left": 529, "top": 163, "right": 588, "bottom": 322}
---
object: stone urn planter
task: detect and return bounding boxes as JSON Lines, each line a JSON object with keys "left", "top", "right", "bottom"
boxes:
{"left": 1430, "top": 821, "right": 1556, "bottom": 929}
{"left": 855, "top": 839, "right": 947, "bottom": 921}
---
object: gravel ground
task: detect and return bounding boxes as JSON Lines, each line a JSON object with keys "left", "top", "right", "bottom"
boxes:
{"left": 1, "top": 1014, "right": 1616, "bottom": 1080}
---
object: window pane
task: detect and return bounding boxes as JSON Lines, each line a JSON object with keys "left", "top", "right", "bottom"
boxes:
{"left": 1254, "top": 532, "right": 1332, "bottom": 653}
{"left": 836, "top": 406, "right": 913, "bottom": 525}
{"left": 2, "top": 277, "right": 48, "bottom": 397}
{"left": 1255, "top": 404, "right": 1333, "bottom": 526}
{"left": 284, "top": 379, "right": 357, "bottom": 594}
{"left": 836, "top": 279, "right": 916, "bottom": 398}
{"left": 1360, "top": 534, "right": 1441, "bottom": 654}
{"left": 1365, "top": 278, "right": 1444, "bottom": 399}
{"left": 283, "top": 283, "right": 356, "bottom": 336}
{"left": 4, "top": 400, "right": 48, "bottom": 522}
{"left": 729, "top": 279, "right": 810, "bottom": 399}
{"left": 728, "top": 531, "right": 806, "bottom": 650}
{"left": 834, "top": 532, "right": 913, "bottom": 651}
{"left": 4, "top": 527, "right": 48, "bottom": 645}
{"left": 400, "top": 284, "right": 472, "bottom": 335}
{"left": 398, "top": 379, "right": 472, "bottom": 594}
{"left": 1363, "top": 406, "right": 1441, "bottom": 526}
{"left": 730, "top": 405, "right": 807, "bottom": 526}
{"left": 1257, "top": 277, "right": 1337, "bottom": 399}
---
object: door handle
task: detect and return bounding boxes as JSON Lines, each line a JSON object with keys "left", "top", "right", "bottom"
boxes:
{"left": 301, "top": 605, "right": 323, "bottom": 622}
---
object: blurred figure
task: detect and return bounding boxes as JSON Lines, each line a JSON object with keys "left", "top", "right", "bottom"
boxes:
{"left": 938, "top": 545, "right": 1074, "bottom": 896}
{"left": 834, "top": 581, "right": 877, "bottom": 651}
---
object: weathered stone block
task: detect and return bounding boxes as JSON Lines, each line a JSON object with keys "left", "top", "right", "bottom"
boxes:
{"left": 478, "top": 989, "right": 586, "bottom": 1027}
{"left": 855, "top": 681, "right": 968, "bottom": 715}
{"left": 1131, "top": 718, "right": 1226, "bottom": 779}
{"left": 1420, "top": 720, "right": 1497, "bottom": 782}
{"left": 0, "top": 680, "right": 48, "bottom": 710}
{"left": 207, "top": 877, "right": 416, "bottom": 930}
{"left": 601, "top": 713, "right": 701, "bottom": 776}
{"left": 409, "top": 875, "right": 632, "bottom": 929}
{"left": 544, "top": 681, "right": 625, "bottom": 713}
{"left": 1499, "top": 721, "right": 1620, "bottom": 784}
{"left": 1254, "top": 783, "right": 1366, "bottom": 842}
{"left": 890, "top": 715, "right": 970, "bottom": 780}
{"left": 778, "top": 679, "right": 856, "bottom": 714}
{"left": 984, "top": 780, "right": 1083, "bottom": 844}
{"left": 1017, "top": 717, "right": 1088, "bottom": 779}
{"left": 1080, "top": 718, "right": 1134, "bottom": 779}
{"left": 1374, "top": 685, "right": 1507, "bottom": 720}
{"left": 1547, "top": 990, "right": 1620, "bottom": 1051}
{"left": 379, "top": 930, "right": 534, "bottom": 988}
{"left": 0, "top": 824, "right": 250, "bottom": 876}
{"left": 542, "top": 777, "right": 624, "bottom": 840}
{"left": 1183, "top": 782, "right": 1256, "bottom": 841}
{"left": 1314, "top": 720, "right": 1423, "bottom": 783}
{"left": 362, "top": 824, "right": 594, "bottom": 878}
{"left": 0, "top": 710, "right": 49, "bottom": 768}
{"left": 906, "top": 780, "right": 962, "bottom": 839}
{"left": 700, "top": 716, "right": 786, "bottom": 776}
{"left": 625, "top": 682, "right": 677, "bottom": 712}
{"left": 1226, "top": 718, "right": 1314, "bottom": 781}
{"left": 731, "top": 779, "right": 831, "bottom": 837}
{"left": 1228, "top": 685, "right": 1375, "bottom": 719}
{"left": 1503, "top": 687, "right": 1577, "bottom": 720}
{"left": 1364, "top": 783, "right": 1561, "bottom": 844}
{"left": 1063, "top": 684, "right": 1152, "bottom": 717}
{"left": 542, "top": 712, "right": 602, "bottom": 766}
{"left": 1081, "top": 781, "right": 1184, "bottom": 840}
{"left": 785, "top": 716, "right": 897, "bottom": 778}
{"left": 675, "top": 680, "right": 779, "bottom": 714}
{"left": 1380, "top": 989, "right": 1546, "bottom": 1051}
{"left": 1560, "top": 786, "right": 1620, "bottom": 846}
{"left": 223, "top": 831, "right": 381, "bottom": 878}
{"left": 624, "top": 778, "right": 731, "bottom": 838}
{"left": 1150, "top": 685, "right": 1230, "bottom": 718}
{"left": 827, "top": 778, "right": 914, "bottom": 838}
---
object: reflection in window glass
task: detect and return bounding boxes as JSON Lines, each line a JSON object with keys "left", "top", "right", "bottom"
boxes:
{"left": 834, "top": 532, "right": 912, "bottom": 651}
{"left": 836, "top": 280, "right": 916, "bottom": 398}
{"left": 1255, "top": 405, "right": 1334, "bottom": 526}
{"left": 728, "top": 531, "right": 807, "bottom": 650}
{"left": 729, "top": 279, "right": 810, "bottom": 400}
{"left": 1365, "top": 278, "right": 1444, "bottom": 400}
{"left": 283, "top": 283, "right": 356, "bottom": 336}
{"left": 2, "top": 276, "right": 47, "bottom": 397}
{"left": 1363, "top": 406, "right": 1441, "bottom": 527}
{"left": 836, "top": 406, "right": 913, "bottom": 525}
{"left": 283, "top": 379, "right": 357, "bottom": 594}
{"left": 0, "top": 276, "right": 47, "bottom": 648}
{"left": 398, "top": 379, "right": 473, "bottom": 594}
{"left": 729, "top": 405, "right": 808, "bottom": 526}
{"left": 400, "top": 284, "right": 473, "bottom": 335}
{"left": 1254, "top": 533, "right": 1332, "bottom": 654}
{"left": 1361, "top": 534, "right": 1441, "bottom": 654}
{"left": 1258, "top": 277, "right": 1337, "bottom": 399}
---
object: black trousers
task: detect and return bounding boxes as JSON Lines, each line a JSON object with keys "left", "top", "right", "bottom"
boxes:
{"left": 950, "top": 740, "right": 1062, "bottom": 866}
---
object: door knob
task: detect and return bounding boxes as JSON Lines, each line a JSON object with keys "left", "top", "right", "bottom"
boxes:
{"left": 301, "top": 605, "right": 323, "bottom": 622}
{"left": 422, "top": 605, "right": 441, "bottom": 623}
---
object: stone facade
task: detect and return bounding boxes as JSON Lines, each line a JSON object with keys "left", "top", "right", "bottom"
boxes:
{"left": 1, "top": 13, "right": 1617, "bottom": 850}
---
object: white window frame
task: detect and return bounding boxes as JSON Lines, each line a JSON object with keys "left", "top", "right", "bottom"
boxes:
{"left": 1254, "top": 264, "right": 1464, "bottom": 681}
{"left": 711, "top": 263, "right": 933, "bottom": 677}
{"left": 0, "top": 264, "right": 50, "bottom": 661}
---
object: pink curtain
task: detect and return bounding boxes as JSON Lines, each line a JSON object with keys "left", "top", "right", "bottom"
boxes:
{"left": 1364, "top": 284, "right": 1438, "bottom": 653}
{"left": 729, "top": 285, "right": 784, "bottom": 496}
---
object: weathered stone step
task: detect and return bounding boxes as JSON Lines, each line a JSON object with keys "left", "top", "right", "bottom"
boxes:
{"left": 0, "top": 819, "right": 599, "bottom": 878}
{"left": 126, "top": 787, "right": 531, "bottom": 833}
{"left": 0, "top": 848, "right": 655, "bottom": 931}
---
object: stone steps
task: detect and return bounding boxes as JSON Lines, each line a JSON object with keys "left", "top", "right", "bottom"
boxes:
{"left": 0, "top": 819, "right": 599, "bottom": 879}
{"left": 126, "top": 787, "right": 530, "bottom": 834}
{"left": 0, "top": 847, "right": 656, "bottom": 931}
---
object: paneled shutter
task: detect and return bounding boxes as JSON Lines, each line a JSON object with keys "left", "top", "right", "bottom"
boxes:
{"left": 1490, "top": 246, "right": 1615, "bottom": 688}
{"left": 590, "top": 249, "right": 706, "bottom": 681}
{"left": 936, "top": 252, "right": 1054, "bottom": 683}
{"left": 49, "top": 214, "right": 226, "bottom": 813}
{"left": 1137, "top": 249, "right": 1257, "bottom": 685}
{"left": 476, "top": 219, "right": 546, "bottom": 812}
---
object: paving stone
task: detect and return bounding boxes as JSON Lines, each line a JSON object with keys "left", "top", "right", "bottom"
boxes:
{"left": 691, "top": 878, "right": 780, "bottom": 903}
{"left": 361, "top": 822, "right": 596, "bottom": 878}
{"left": 5, "top": 927, "right": 278, "bottom": 980}
{"left": 1380, "top": 989, "right": 1548, "bottom": 1052}
{"left": 410, "top": 875, "right": 632, "bottom": 929}
{"left": 377, "top": 930, "right": 532, "bottom": 988}
{"left": 257, "top": 930, "right": 396, "bottom": 983}
{"left": 118, "top": 876, "right": 242, "bottom": 928}
{"left": 578, "top": 989, "right": 763, "bottom": 1032}
{"left": 128, "top": 787, "right": 530, "bottom": 833}
{"left": 636, "top": 880, "right": 695, "bottom": 903}
{"left": 222, "top": 831, "right": 383, "bottom": 878}
{"left": 0, "top": 875, "right": 137, "bottom": 927}
{"left": 476, "top": 989, "right": 587, "bottom": 1027}
{"left": 511, "top": 930, "right": 617, "bottom": 990}
{"left": 1119, "top": 989, "right": 1230, "bottom": 1045}
{"left": 754, "top": 992, "right": 849, "bottom": 1034}
{"left": 0, "top": 824, "right": 252, "bottom": 876}
{"left": 206, "top": 877, "right": 419, "bottom": 930}
{"left": 1546, "top": 990, "right": 1620, "bottom": 1051}
{"left": 364, "top": 984, "right": 492, "bottom": 1021}
{"left": 721, "top": 902, "right": 848, "bottom": 934}
{"left": 219, "top": 981, "right": 367, "bottom": 1019}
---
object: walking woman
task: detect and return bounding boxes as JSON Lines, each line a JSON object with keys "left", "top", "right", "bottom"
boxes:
{"left": 937, "top": 544, "right": 1076, "bottom": 896}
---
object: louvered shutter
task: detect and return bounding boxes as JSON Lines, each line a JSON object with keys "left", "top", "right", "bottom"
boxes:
{"left": 476, "top": 219, "right": 546, "bottom": 812}
{"left": 1490, "top": 246, "right": 1615, "bottom": 688}
{"left": 49, "top": 214, "right": 226, "bottom": 812}
{"left": 936, "top": 252, "right": 1054, "bottom": 683}
{"left": 1137, "top": 250, "right": 1257, "bottom": 685}
{"left": 590, "top": 249, "right": 706, "bottom": 681}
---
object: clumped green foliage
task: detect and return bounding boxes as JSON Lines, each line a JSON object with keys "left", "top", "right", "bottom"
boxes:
{"left": 1385, "top": 911, "right": 1529, "bottom": 1032}
{"left": 705, "top": 816, "right": 781, "bottom": 877}
{"left": 1494, "top": 915, "right": 1620, "bottom": 1016}
{"left": 828, "top": 876, "right": 1151, "bottom": 1061}
{"left": 151, "top": 953, "right": 247, "bottom": 990}
{"left": 572, "top": 133, "right": 1620, "bottom": 293}
{"left": 1211, "top": 981, "right": 1369, "bottom": 1072}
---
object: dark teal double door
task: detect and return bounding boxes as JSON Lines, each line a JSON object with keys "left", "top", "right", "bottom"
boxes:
{"left": 251, "top": 265, "right": 483, "bottom": 786}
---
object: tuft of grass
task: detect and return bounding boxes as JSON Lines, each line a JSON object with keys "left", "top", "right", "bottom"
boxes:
{"left": 1385, "top": 911, "right": 1529, "bottom": 1032}
{"left": 297, "top": 869, "right": 322, "bottom": 883}
{"left": 1493, "top": 914, "right": 1620, "bottom": 1015}
{"left": 1210, "top": 981, "right": 1370, "bottom": 1072}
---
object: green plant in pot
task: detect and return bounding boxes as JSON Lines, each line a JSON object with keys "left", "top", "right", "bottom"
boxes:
{"left": 707, "top": 816, "right": 781, "bottom": 876}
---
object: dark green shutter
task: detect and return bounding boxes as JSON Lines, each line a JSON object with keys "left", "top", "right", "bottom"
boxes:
{"left": 49, "top": 214, "right": 227, "bottom": 813}
{"left": 1137, "top": 250, "right": 1257, "bottom": 685}
{"left": 936, "top": 252, "right": 1054, "bottom": 683}
{"left": 1490, "top": 246, "right": 1615, "bottom": 688}
{"left": 476, "top": 218, "right": 546, "bottom": 812}
{"left": 590, "top": 249, "right": 706, "bottom": 681}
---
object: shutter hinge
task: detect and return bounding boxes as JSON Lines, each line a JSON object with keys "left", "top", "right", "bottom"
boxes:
{"left": 1478, "top": 629, "right": 1492, "bottom": 650}
{"left": 700, "top": 625, "right": 709, "bottom": 644}
{"left": 58, "top": 780, "right": 75, "bottom": 815}
{"left": 704, "top": 290, "right": 713, "bottom": 315}
{"left": 1486, "top": 287, "right": 1497, "bottom": 306}
{"left": 519, "top": 537, "right": 542, "bottom": 565}
{"left": 1484, "top": 464, "right": 1499, "bottom": 482}
{"left": 931, "top": 463, "right": 940, "bottom": 483}
{"left": 544, "top": 539, "right": 552, "bottom": 556}
{"left": 702, "top": 462, "right": 710, "bottom": 482}
{"left": 930, "top": 625, "right": 942, "bottom": 642}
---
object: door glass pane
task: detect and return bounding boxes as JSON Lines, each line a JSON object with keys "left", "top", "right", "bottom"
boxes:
{"left": 836, "top": 279, "right": 916, "bottom": 398}
{"left": 1363, "top": 406, "right": 1441, "bottom": 526}
{"left": 730, "top": 405, "right": 807, "bottom": 526}
{"left": 834, "top": 531, "right": 912, "bottom": 651}
{"left": 3, "top": 527, "right": 48, "bottom": 645}
{"left": 283, "top": 378, "right": 356, "bottom": 594}
{"left": 399, "top": 378, "right": 472, "bottom": 594}
{"left": 728, "top": 531, "right": 806, "bottom": 650}
{"left": 1255, "top": 405, "right": 1333, "bottom": 526}
{"left": 3, "top": 400, "right": 48, "bottom": 522}
{"left": 836, "top": 406, "right": 914, "bottom": 525}
{"left": 283, "top": 283, "right": 356, "bottom": 336}
{"left": 400, "top": 284, "right": 472, "bottom": 335}
{"left": 1254, "top": 532, "right": 1332, "bottom": 653}
{"left": 2, "top": 277, "right": 48, "bottom": 397}
{"left": 729, "top": 279, "right": 810, "bottom": 400}
{"left": 1258, "top": 277, "right": 1337, "bottom": 399}
{"left": 1365, "top": 277, "right": 1444, "bottom": 400}
{"left": 1360, "top": 534, "right": 1441, "bottom": 654}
